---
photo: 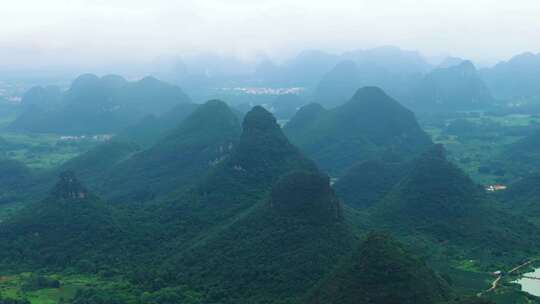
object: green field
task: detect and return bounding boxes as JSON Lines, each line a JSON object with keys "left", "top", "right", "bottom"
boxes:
{"left": 0, "top": 273, "right": 94, "bottom": 304}
{"left": 0, "top": 273, "right": 137, "bottom": 304}
{"left": 423, "top": 113, "right": 538, "bottom": 185}
{"left": 0, "top": 132, "right": 101, "bottom": 169}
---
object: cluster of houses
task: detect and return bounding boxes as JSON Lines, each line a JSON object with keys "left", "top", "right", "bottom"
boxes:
{"left": 222, "top": 87, "right": 305, "bottom": 95}
{"left": 59, "top": 134, "right": 113, "bottom": 142}
{"left": 485, "top": 184, "right": 507, "bottom": 192}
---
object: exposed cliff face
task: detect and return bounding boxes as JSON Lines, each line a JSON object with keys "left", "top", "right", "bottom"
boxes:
{"left": 194, "top": 105, "right": 319, "bottom": 211}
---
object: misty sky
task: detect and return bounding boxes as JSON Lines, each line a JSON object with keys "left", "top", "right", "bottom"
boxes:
{"left": 1, "top": 0, "right": 539, "bottom": 69}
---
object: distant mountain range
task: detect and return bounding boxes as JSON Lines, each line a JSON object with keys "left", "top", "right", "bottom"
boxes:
{"left": 158, "top": 46, "right": 431, "bottom": 93}
{"left": 480, "top": 52, "right": 540, "bottom": 100}
{"left": 4, "top": 47, "right": 540, "bottom": 303}
{"left": 408, "top": 61, "right": 494, "bottom": 111}
{"left": 314, "top": 59, "right": 494, "bottom": 112}
{"left": 0, "top": 87, "right": 535, "bottom": 302}
{"left": 9, "top": 74, "right": 191, "bottom": 134}
{"left": 9, "top": 47, "right": 540, "bottom": 125}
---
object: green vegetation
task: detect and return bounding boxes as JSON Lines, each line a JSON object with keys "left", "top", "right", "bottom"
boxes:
{"left": 0, "top": 172, "right": 124, "bottom": 271}
{"left": 372, "top": 145, "right": 540, "bottom": 265}
{"left": 501, "top": 129, "right": 540, "bottom": 177}
{"left": 162, "top": 172, "right": 354, "bottom": 303}
{"left": 20, "top": 275, "right": 60, "bottom": 292}
{"left": 59, "top": 140, "right": 141, "bottom": 190}
{"left": 334, "top": 159, "right": 409, "bottom": 209}
{"left": 195, "top": 105, "right": 319, "bottom": 203}
{"left": 104, "top": 100, "right": 241, "bottom": 201}
{"left": 0, "top": 132, "right": 98, "bottom": 169}
{"left": 285, "top": 86, "right": 432, "bottom": 175}
{"left": 270, "top": 170, "right": 341, "bottom": 221}
{"left": 53, "top": 100, "right": 239, "bottom": 201}
{"left": 499, "top": 173, "right": 540, "bottom": 226}
{"left": 9, "top": 74, "right": 191, "bottom": 134}
{"left": 442, "top": 297, "right": 495, "bottom": 304}
{"left": 1, "top": 105, "right": 351, "bottom": 304}
{"left": 2, "top": 80, "right": 540, "bottom": 304}
{"left": 421, "top": 112, "right": 540, "bottom": 184}
{"left": 0, "top": 273, "right": 138, "bottom": 304}
{"left": 0, "top": 158, "right": 32, "bottom": 203}
{"left": 114, "top": 103, "right": 198, "bottom": 147}
{"left": 307, "top": 233, "right": 451, "bottom": 304}
{"left": 0, "top": 202, "right": 25, "bottom": 222}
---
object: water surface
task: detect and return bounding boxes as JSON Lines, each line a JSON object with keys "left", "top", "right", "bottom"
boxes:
{"left": 514, "top": 268, "right": 540, "bottom": 296}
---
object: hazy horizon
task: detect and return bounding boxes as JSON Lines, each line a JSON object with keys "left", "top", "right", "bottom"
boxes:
{"left": 1, "top": 0, "right": 539, "bottom": 74}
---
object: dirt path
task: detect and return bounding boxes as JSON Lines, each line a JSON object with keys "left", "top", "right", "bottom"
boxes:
{"left": 478, "top": 274, "right": 502, "bottom": 296}
{"left": 487, "top": 275, "right": 502, "bottom": 293}
{"left": 508, "top": 260, "right": 533, "bottom": 274}
{"left": 479, "top": 259, "right": 536, "bottom": 296}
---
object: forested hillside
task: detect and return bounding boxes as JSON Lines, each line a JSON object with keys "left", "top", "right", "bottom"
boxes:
{"left": 285, "top": 86, "right": 431, "bottom": 175}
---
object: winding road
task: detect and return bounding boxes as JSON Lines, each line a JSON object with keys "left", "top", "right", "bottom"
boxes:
{"left": 479, "top": 260, "right": 536, "bottom": 296}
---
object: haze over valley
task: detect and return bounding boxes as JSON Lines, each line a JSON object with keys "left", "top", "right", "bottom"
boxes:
{"left": 1, "top": 1, "right": 540, "bottom": 304}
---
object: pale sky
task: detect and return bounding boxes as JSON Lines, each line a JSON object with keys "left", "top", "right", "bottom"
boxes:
{"left": 1, "top": 0, "right": 539, "bottom": 69}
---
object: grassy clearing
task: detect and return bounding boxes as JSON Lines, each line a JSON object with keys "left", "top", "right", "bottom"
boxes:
{"left": 0, "top": 132, "right": 100, "bottom": 169}
{"left": 424, "top": 114, "right": 537, "bottom": 185}
{"left": 0, "top": 273, "right": 75, "bottom": 304}
{"left": 454, "top": 259, "right": 483, "bottom": 273}
{"left": 0, "top": 273, "right": 134, "bottom": 304}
